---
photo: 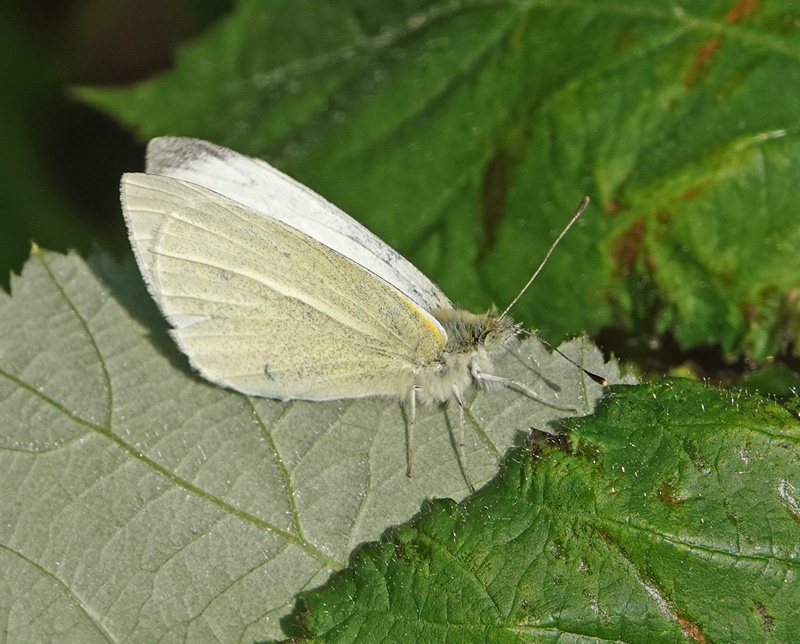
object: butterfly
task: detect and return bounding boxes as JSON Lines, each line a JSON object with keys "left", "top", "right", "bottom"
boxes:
{"left": 121, "top": 137, "right": 593, "bottom": 488}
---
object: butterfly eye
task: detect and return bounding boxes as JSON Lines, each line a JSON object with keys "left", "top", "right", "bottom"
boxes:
{"left": 484, "top": 330, "right": 502, "bottom": 350}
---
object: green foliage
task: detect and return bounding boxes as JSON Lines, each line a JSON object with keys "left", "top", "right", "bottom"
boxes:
{"left": 289, "top": 380, "right": 800, "bottom": 644}
{"left": 4, "top": 1, "right": 800, "bottom": 641}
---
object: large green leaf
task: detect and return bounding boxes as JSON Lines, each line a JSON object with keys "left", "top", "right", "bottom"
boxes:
{"left": 0, "top": 249, "right": 627, "bottom": 642}
{"left": 290, "top": 379, "right": 800, "bottom": 644}
{"left": 82, "top": 0, "right": 800, "bottom": 360}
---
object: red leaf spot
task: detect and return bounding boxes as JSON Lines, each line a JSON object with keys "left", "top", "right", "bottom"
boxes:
{"left": 612, "top": 217, "right": 645, "bottom": 277}
{"left": 727, "top": 0, "right": 761, "bottom": 24}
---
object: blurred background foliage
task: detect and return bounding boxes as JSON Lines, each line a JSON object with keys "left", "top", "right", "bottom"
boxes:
{"left": 1, "top": 0, "right": 231, "bottom": 283}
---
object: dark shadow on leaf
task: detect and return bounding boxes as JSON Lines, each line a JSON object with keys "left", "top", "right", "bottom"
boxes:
{"left": 86, "top": 253, "right": 200, "bottom": 379}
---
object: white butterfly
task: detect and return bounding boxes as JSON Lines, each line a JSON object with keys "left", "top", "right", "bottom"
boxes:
{"left": 121, "top": 137, "right": 589, "bottom": 484}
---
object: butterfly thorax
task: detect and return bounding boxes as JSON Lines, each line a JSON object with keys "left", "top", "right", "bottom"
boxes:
{"left": 414, "top": 308, "right": 521, "bottom": 404}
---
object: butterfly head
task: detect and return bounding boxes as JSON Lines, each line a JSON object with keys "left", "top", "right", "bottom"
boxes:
{"left": 430, "top": 308, "right": 521, "bottom": 356}
{"left": 481, "top": 313, "right": 522, "bottom": 351}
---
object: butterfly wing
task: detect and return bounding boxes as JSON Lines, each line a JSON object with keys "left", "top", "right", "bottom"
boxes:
{"left": 144, "top": 137, "right": 454, "bottom": 313}
{"left": 121, "top": 173, "right": 446, "bottom": 400}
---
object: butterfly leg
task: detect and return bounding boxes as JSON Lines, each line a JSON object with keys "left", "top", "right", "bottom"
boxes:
{"left": 477, "top": 373, "right": 578, "bottom": 413}
{"left": 406, "top": 385, "right": 421, "bottom": 478}
{"left": 452, "top": 390, "right": 475, "bottom": 493}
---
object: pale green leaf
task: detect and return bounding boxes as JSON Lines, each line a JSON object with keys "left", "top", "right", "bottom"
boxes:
{"left": 0, "top": 249, "right": 629, "bottom": 642}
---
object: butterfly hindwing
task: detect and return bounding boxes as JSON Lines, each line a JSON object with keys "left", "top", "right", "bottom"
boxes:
{"left": 144, "top": 137, "right": 453, "bottom": 313}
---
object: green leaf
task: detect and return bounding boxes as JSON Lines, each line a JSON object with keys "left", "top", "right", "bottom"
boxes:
{"left": 81, "top": 0, "right": 800, "bottom": 361}
{"left": 0, "top": 249, "right": 628, "bottom": 642}
{"left": 291, "top": 379, "right": 800, "bottom": 644}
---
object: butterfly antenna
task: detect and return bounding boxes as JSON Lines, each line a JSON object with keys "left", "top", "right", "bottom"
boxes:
{"left": 500, "top": 196, "right": 590, "bottom": 320}
{"left": 524, "top": 330, "right": 608, "bottom": 385}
